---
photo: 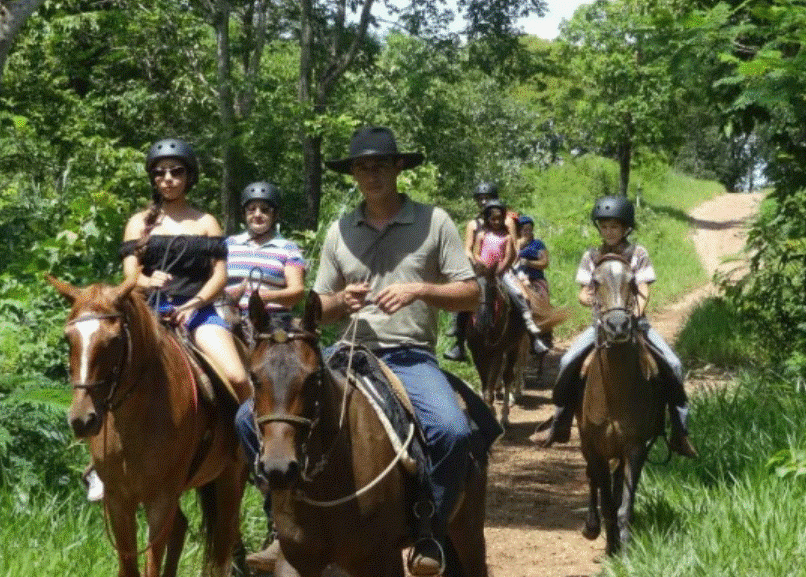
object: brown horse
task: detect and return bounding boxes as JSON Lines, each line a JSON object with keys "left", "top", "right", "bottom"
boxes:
{"left": 465, "top": 272, "right": 525, "bottom": 428}
{"left": 48, "top": 276, "right": 247, "bottom": 577}
{"left": 466, "top": 273, "right": 567, "bottom": 427}
{"left": 576, "top": 255, "right": 664, "bottom": 555}
{"left": 247, "top": 292, "right": 489, "bottom": 577}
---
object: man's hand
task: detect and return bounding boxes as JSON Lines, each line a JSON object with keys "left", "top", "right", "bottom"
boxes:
{"left": 340, "top": 282, "right": 372, "bottom": 313}
{"left": 373, "top": 282, "right": 423, "bottom": 315}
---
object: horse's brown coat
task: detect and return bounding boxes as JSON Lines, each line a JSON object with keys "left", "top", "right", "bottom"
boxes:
{"left": 48, "top": 276, "right": 247, "bottom": 577}
{"left": 575, "top": 256, "right": 664, "bottom": 555}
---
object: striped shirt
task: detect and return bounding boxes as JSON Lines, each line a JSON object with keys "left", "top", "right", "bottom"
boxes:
{"left": 226, "top": 231, "right": 306, "bottom": 311}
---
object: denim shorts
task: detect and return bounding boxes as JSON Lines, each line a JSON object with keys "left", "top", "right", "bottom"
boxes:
{"left": 156, "top": 295, "right": 229, "bottom": 332}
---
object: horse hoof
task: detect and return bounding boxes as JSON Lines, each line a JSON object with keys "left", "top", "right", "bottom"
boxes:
{"left": 582, "top": 524, "right": 600, "bottom": 540}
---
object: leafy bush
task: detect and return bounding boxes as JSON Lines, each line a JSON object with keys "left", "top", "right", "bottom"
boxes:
{"left": 0, "top": 386, "right": 84, "bottom": 498}
{"left": 724, "top": 188, "right": 806, "bottom": 370}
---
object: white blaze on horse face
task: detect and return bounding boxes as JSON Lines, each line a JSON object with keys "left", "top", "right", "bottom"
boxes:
{"left": 73, "top": 319, "right": 102, "bottom": 385}
{"left": 595, "top": 260, "right": 633, "bottom": 310}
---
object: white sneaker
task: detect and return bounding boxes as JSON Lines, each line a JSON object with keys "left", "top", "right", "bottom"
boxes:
{"left": 85, "top": 469, "right": 105, "bottom": 502}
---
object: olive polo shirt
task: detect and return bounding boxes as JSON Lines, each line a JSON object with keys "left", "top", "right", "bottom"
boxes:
{"left": 313, "top": 194, "right": 475, "bottom": 352}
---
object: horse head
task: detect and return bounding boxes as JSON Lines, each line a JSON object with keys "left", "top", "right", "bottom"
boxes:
{"left": 591, "top": 255, "right": 636, "bottom": 345}
{"left": 47, "top": 275, "right": 138, "bottom": 438}
{"left": 248, "top": 290, "right": 323, "bottom": 490}
{"left": 474, "top": 271, "right": 506, "bottom": 336}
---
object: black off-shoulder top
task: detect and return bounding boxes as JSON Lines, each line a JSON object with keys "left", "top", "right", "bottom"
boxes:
{"left": 120, "top": 235, "right": 228, "bottom": 299}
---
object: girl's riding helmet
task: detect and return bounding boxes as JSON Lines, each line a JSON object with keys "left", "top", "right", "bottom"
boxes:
{"left": 591, "top": 195, "right": 635, "bottom": 229}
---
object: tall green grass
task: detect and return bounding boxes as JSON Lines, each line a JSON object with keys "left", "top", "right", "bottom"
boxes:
{"left": 0, "top": 485, "right": 269, "bottom": 577}
{"left": 676, "top": 297, "right": 764, "bottom": 369}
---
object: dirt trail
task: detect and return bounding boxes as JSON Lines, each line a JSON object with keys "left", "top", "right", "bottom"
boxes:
{"left": 482, "top": 191, "right": 764, "bottom": 577}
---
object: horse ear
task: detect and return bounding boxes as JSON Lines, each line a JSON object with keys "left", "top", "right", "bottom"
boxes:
{"left": 113, "top": 275, "right": 139, "bottom": 307}
{"left": 248, "top": 291, "right": 269, "bottom": 332}
{"left": 46, "top": 275, "right": 80, "bottom": 304}
{"left": 303, "top": 291, "right": 322, "bottom": 333}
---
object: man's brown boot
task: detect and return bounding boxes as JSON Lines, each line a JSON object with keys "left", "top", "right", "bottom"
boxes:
{"left": 246, "top": 540, "right": 281, "bottom": 572}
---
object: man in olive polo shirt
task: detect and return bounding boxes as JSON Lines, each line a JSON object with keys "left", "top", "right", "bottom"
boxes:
{"left": 314, "top": 126, "right": 480, "bottom": 576}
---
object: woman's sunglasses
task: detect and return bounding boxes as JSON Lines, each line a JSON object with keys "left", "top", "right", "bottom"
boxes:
{"left": 151, "top": 166, "right": 187, "bottom": 179}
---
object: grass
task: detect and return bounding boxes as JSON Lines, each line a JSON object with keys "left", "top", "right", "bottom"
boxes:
{"left": 676, "top": 296, "right": 764, "bottom": 369}
{"left": 0, "top": 484, "right": 269, "bottom": 577}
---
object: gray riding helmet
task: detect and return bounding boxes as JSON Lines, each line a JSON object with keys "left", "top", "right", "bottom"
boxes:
{"left": 591, "top": 195, "right": 635, "bottom": 229}
{"left": 145, "top": 138, "right": 199, "bottom": 187}
{"left": 473, "top": 182, "right": 499, "bottom": 198}
{"left": 241, "top": 181, "right": 282, "bottom": 210}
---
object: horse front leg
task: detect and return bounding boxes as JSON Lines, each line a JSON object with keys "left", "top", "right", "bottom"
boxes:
{"left": 162, "top": 507, "right": 187, "bottom": 577}
{"left": 501, "top": 349, "right": 520, "bottom": 429}
{"left": 206, "top": 461, "right": 248, "bottom": 577}
{"left": 582, "top": 460, "right": 601, "bottom": 541}
{"left": 106, "top": 497, "right": 140, "bottom": 577}
{"left": 588, "top": 458, "right": 618, "bottom": 556}
{"left": 618, "top": 448, "right": 649, "bottom": 547}
{"left": 143, "top": 499, "right": 178, "bottom": 577}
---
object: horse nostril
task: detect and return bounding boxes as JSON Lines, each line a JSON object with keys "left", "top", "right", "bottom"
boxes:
{"left": 70, "top": 412, "right": 98, "bottom": 437}
{"left": 285, "top": 460, "right": 300, "bottom": 484}
{"left": 265, "top": 459, "right": 300, "bottom": 489}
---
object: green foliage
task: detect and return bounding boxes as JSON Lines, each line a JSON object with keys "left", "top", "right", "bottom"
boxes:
{"left": 601, "top": 370, "right": 806, "bottom": 576}
{"left": 675, "top": 297, "right": 762, "bottom": 368}
{"left": 724, "top": 188, "right": 806, "bottom": 367}
{"left": 0, "top": 387, "right": 82, "bottom": 499}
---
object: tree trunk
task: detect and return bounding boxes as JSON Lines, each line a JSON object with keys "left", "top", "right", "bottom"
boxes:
{"left": 298, "top": 0, "right": 318, "bottom": 230}
{"left": 618, "top": 114, "right": 633, "bottom": 196}
{"left": 302, "top": 132, "right": 323, "bottom": 230}
{"left": 214, "top": 0, "right": 239, "bottom": 233}
{"left": 0, "top": 0, "right": 47, "bottom": 91}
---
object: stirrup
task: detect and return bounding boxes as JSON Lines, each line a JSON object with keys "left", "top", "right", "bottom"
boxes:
{"left": 407, "top": 537, "right": 446, "bottom": 577}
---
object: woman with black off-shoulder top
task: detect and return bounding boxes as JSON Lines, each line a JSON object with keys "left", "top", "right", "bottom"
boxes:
{"left": 82, "top": 138, "right": 252, "bottom": 503}
{"left": 119, "top": 138, "right": 251, "bottom": 403}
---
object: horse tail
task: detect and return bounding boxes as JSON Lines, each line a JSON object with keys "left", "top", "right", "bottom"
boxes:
{"left": 197, "top": 481, "right": 217, "bottom": 568}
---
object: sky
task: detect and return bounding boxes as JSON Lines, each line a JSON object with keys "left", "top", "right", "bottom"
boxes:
{"left": 516, "top": 0, "right": 591, "bottom": 39}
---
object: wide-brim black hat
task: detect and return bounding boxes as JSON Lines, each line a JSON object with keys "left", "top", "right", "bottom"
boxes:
{"left": 325, "top": 126, "right": 424, "bottom": 174}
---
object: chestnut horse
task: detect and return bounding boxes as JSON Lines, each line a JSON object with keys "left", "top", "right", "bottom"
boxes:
{"left": 247, "top": 292, "right": 489, "bottom": 577}
{"left": 48, "top": 276, "right": 247, "bottom": 577}
{"left": 576, "top": 255, "right": 664, "bottom": 555}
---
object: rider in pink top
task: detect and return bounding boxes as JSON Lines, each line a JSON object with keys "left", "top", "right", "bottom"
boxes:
{"left": 473, "top": 200, "right": 515, "bottom": 275}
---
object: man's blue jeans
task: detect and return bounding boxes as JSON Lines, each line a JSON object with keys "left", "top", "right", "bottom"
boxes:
{"left": 375, "top": 346, "right": 471, "bottom": 531}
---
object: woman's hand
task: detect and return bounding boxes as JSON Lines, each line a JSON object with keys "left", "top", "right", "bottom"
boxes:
{"left": 147, "top": 270, "right": 174, "bottom": 289}
{"left": 170, "top": 297, "right": 202, "bottom": 326}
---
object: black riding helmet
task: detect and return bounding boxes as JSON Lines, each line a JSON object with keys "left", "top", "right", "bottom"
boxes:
{"left": 473, "top": 182, "right": 499, "bottom": 198}
{"left": 591, "top": 195, "right": 635, "bottom": 230}
{"left": 145, "top": 138, "right": 199, "bottom": 188}
{"left": 482, "top": 199, "right": 507, "bottom": 220}
{"left": 241, "top": 181, "right": 281, "bottom": 210}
